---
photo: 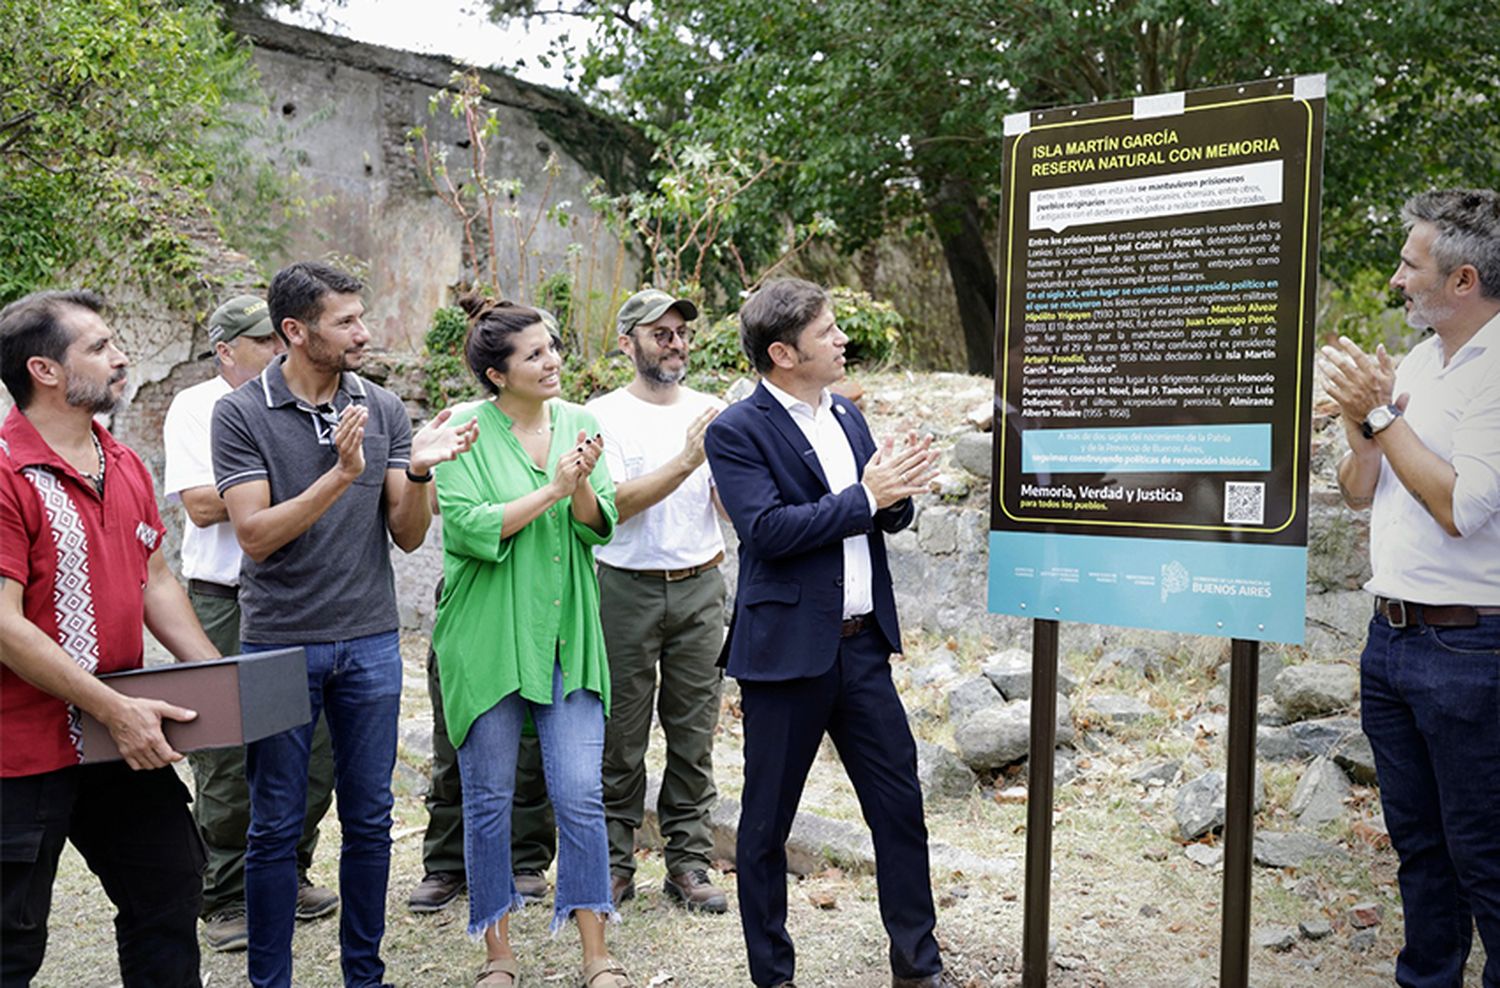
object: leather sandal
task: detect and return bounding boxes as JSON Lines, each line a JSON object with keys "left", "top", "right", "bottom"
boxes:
{"left": 580, "top": 956, "right": 634, "bottom": 988}
{"left": 476, "top": 956, "right": 520, "bottom": 986}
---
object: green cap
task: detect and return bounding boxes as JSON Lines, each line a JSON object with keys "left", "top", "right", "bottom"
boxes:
{"left": 615, "top": 289, "right": 698, "bottom": 335}
{"left": 202, "top": 295, "right": 274, "bottom": 358}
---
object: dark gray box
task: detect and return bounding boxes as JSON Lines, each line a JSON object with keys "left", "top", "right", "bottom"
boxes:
{"left": 79, "top": 648, "right": 309, "bottom": 763}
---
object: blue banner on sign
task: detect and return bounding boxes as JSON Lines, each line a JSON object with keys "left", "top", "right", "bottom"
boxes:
{"left": 988, "top": 531, "right": 1307, "bottom": 643}
{"left": 1021, "top": 424, "right": 1272, "bottom": 474}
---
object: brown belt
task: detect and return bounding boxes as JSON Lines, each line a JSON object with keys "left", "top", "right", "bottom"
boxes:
{"left": 611, "top": 550, "right": 724, "bottom": 583}
{"left": 840, "top": 613, "right": 873, "bottom": 638}
{"left": 1375, "top": 596, "right": 1500, "bottom": 629}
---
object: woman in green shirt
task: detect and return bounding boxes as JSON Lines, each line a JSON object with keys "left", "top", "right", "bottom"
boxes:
{"left": 432, "top": 297, "right": 632, "bottom": 988}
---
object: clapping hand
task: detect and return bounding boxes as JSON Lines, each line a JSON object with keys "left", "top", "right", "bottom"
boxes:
{"left": 862, "top": 432, "right": 940, "bottom": 509}
{"left": 678, "top": 406, "right": 719, "bottom": 471}
{"left": 1317, "top": 336, "right": 1408, "bottom": 445}
{"left": 410, "top": 407, "right": 480, "bottom": 476}
{"left": 550, "top": 431, "right": 603, "bottom": 498}
{"left": 334, "top": 405, "right": 367, "bottom": 479}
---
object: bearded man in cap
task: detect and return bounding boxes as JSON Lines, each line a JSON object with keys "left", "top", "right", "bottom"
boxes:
{"left": 584, "top": 288, "right": 729, "bottom": 911}
{"left": 162, "top": 295, "right": 339, "bottom": 952}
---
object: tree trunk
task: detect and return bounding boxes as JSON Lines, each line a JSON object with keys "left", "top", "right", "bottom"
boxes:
{"left": 925, "top": 175, "right": 997, "bottom": 375}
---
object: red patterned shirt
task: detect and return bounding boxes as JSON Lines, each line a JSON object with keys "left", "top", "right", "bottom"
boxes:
{"left": 0, "top": 407, "right": 164, "bottom": 777}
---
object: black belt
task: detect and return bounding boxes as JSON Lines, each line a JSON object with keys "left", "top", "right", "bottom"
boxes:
{"left": 188, "top": 579, "right": 238, "bottom": 600}
{"left": 1375, "top": 596, "right": 1500, "bottom": 629}
{"left": 840, "top": 613, "right": 873, "bottom": 638}
{"left": 607, "top": 551, "right": 724, "bottom": 583}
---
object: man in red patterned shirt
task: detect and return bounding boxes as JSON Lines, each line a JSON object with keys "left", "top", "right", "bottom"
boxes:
{"left": 0, "top": 289, "right": 220, "bottom": 987}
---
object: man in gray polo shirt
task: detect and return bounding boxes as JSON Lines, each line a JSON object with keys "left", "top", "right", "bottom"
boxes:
{"left": 211, "top": 261, "right": 476, "bottom": 988}
{"left": 163, "top": 294, "right": 338, "bottom": 953}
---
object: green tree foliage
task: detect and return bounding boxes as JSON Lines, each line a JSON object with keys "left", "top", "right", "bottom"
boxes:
{"left": 493, "top": 0, "right": 1499, "bottom": 373}
{"left": 0, "top": 0, "right": 246, "bottom": 303}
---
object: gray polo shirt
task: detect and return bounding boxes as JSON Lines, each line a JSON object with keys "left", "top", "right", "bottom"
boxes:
{"left": 211, "top": 355, "right": 413, "bottom": 644}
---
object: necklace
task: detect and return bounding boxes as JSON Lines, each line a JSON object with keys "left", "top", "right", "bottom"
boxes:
{"left": 497, "top": 397, "right": 549, "bottom": 435}
{"left": 80, "top": 431, "right": 105, "bottom": 494}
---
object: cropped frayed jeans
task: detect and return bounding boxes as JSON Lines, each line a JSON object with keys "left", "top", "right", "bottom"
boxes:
{"left": 457, "top": 661, "right": 613, "bottom": 937}
{"left": 242, "top": 631, "right": 402, "bottom": 988}
{"left": 1360, "top": 612, "right": 1500, "bottom": 988}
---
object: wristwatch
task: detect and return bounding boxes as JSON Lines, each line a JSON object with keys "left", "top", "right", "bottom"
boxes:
{"left": 1360, "top": 403, "right": 1403, "bottom": 440}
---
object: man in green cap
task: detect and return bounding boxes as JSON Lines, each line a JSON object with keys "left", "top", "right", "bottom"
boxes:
{"left": 585, "top": 287, "right": 730, "bottom": 911}
{"left": 162, "top": 294, "right": 339, "bottom": 951}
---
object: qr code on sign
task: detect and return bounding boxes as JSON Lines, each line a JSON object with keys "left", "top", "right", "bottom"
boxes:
{"left": 1224, "top": 481, "right": 1265, "bottom": 525}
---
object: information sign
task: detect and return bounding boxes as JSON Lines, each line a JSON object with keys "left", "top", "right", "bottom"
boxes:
{"left": 988, "top": 77, "right": 1325, "bottom": 643}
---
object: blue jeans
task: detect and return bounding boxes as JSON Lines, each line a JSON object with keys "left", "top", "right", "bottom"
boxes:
{"left": 457, "top": 661, "right": 612, "bottom": 936}
{"left": 1361, "top": 612, "right": 1500, "bottom": 988}
{"left": 242, "top": 632, "right": 402, "bottom": 988}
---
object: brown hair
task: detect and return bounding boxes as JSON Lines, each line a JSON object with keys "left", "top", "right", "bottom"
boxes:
{"left": 457, "top": 291, "right": 559, "bottom": 395}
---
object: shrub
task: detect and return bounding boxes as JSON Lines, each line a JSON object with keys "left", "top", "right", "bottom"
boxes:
{"left": 830, "top": 286, "right": 902, "bottom": 367}
{"left": 536, "top": 270, "right": 574, "bottom": 337}
{"left": 423, "top": 305, "right": 480, "bottom": 408}
{"left": 562, "top": 348, "right": 635, "bottom": 404}
{"left": 688, "top": 314, "right": 752, "bottom": 389}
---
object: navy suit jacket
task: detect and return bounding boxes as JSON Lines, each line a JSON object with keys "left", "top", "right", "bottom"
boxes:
{"left": 704, "top": 381, "right": 914, "bottom": 682}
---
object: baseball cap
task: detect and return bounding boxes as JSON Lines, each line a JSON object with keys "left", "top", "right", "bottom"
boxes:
{"left": 615, "top": 289, "right": 699, "bottom": 335}
{"left": 199, "top": 295, "right": 274, "bottom": 358}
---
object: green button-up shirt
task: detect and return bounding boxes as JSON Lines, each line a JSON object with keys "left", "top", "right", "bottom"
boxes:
{"left": 432, "top": 399, "right": 616, "bottom": 748}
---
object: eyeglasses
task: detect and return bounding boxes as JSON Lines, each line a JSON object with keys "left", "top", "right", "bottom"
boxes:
{"left": 641, "top": 326, "right": 694, "bottom": 347}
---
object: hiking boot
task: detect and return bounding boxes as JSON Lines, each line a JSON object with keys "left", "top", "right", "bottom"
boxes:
{"left": 514, "top": 869, "right": 550, "bottom": 902}
{"left": 295, "top": 876, "right": 339, "bottom": 921}
{"left": 201, "top": 907, "right": 248, "bottom": 952}
{"left": 609, "top": 873, "right": 635, "bottom": 908}
{"left": 408, "top": 871, "right": 466, "bottom": 913}
{"left": 662, "top": 868, "right": 728, "bottom": 913}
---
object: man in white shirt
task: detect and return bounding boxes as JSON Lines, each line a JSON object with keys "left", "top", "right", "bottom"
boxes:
{"left": 585, "top": 288, "right": 729, "bottom": 912}
{"left": 162, "top": 295, "right": 338, "bottom": 952}
{"left": 1319, "top": 188, "right": 1500, "bottom": 988}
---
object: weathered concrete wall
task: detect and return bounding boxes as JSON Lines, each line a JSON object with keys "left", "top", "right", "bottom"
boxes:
{"left": 229, "top": 13, "right": 647, "bottom": 351}
{"left": 3, "top": 17, "right": 651, "bottom": 596}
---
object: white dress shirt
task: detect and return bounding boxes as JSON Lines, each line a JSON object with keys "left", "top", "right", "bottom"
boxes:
{"left": 1366, "top": 311, "right": 1500, "bottom": 605}
{"left": 762, "top": 379, "right": 877, "bottom": 618}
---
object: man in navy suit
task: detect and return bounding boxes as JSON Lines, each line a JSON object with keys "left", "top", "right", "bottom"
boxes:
{"left": 704, "top": 279, "right": 943, "bottom": 988}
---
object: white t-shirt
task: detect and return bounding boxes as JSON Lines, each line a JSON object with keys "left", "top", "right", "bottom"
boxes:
{"left": 1366, "top": 311, "right": 1500, "bottom": 606}
{"left": 163, "top": 374, "right": 242, "bottom": 586}
{"left": 586, "top": 386, "right": 726, "bottom": 570}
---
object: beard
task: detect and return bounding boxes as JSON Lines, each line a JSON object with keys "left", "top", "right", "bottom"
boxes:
{"left": 634, "top": 347, "right": 687, "bottom": 387}
{"left": 307, "top": 327, "right": 363, "bottom": 372}
{"left": 1404, "top": 287, "right": 1458, "bottom": 330}
{"left": 1398, "top": 281, "right": 1458, "bottom": 332}
{"left": 65, "top": 369, "right": 125, "bottom": 414}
